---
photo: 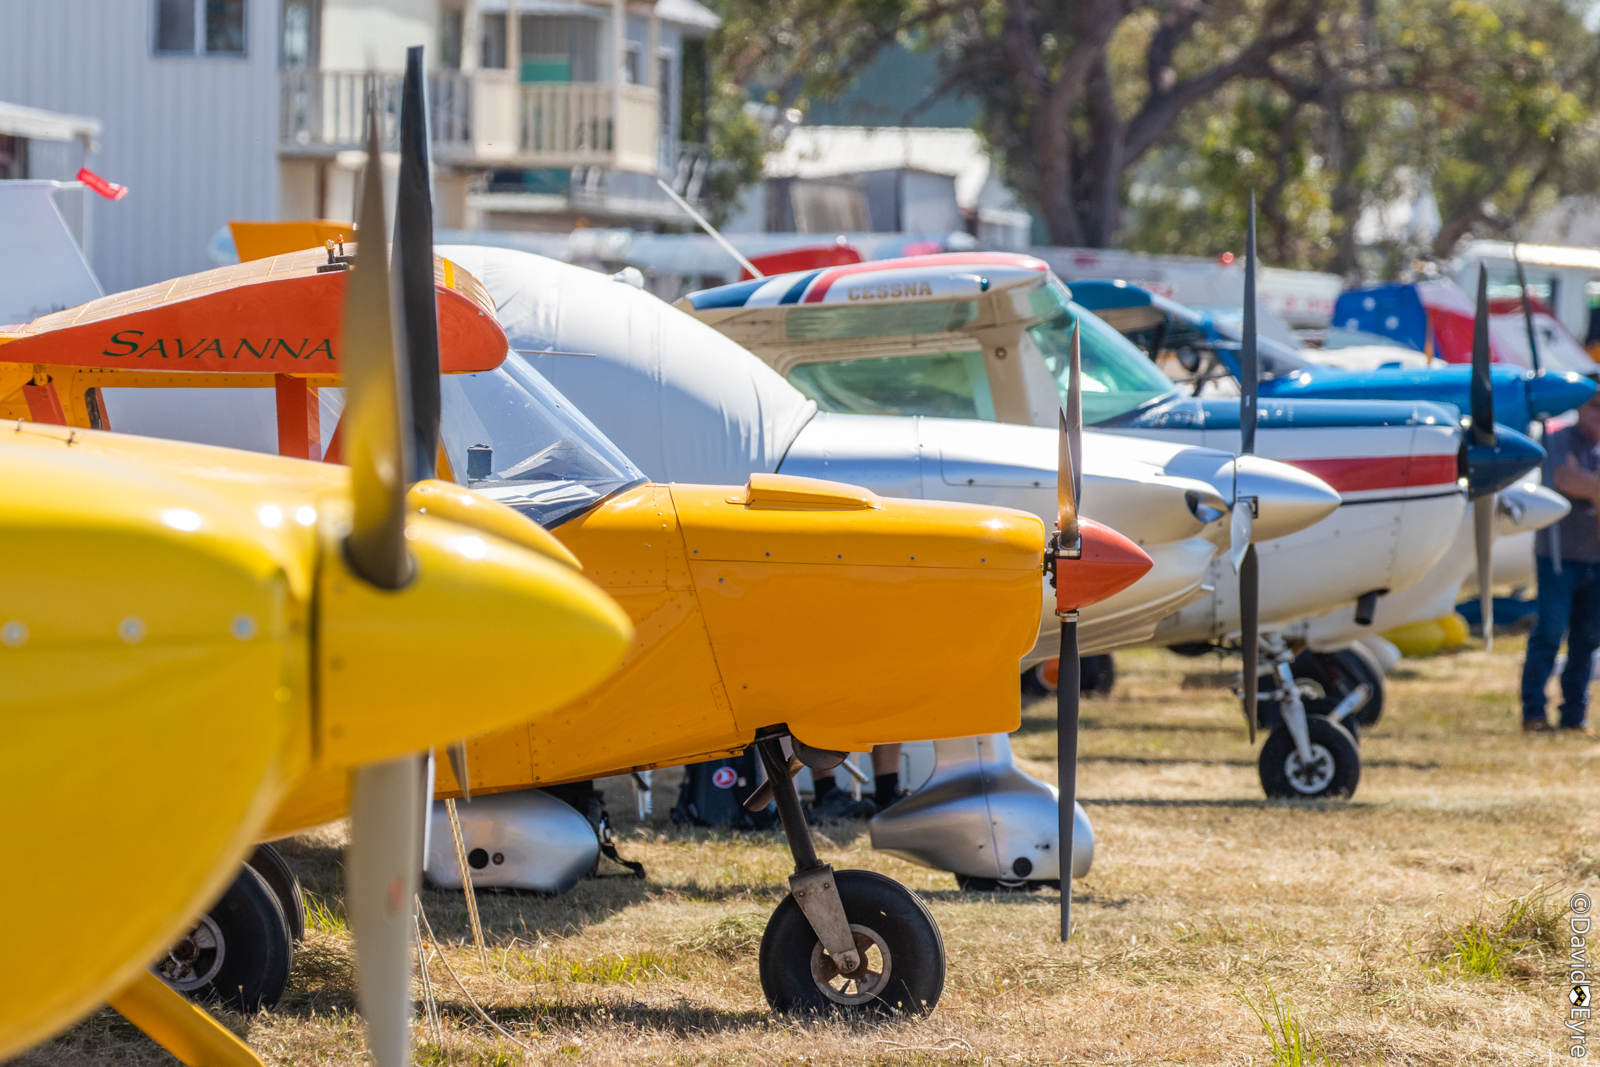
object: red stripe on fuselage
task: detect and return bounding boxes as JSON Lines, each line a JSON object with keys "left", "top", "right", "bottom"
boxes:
{"left": 1286, "top": 454, "right": 1458, "bottom": 493}
{"left": 800, "top": 252, "right": 1047, "bottom": 303}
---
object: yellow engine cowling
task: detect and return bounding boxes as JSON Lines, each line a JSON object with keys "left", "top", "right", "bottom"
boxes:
{"left": 0, "top": 425, "right": 633, "bottom": 1057}
{"left": 413, "top": 473, "right": 1047, "bottom": 799}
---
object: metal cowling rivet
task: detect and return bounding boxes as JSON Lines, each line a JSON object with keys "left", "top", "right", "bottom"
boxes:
{"left": 118, "top": 617, "right": 146, "bottom": 644}
{"left": 1, "top": 621, "right": 26, "bottom": 647}
{"left": 231, "top": 614, "right": 257, "bottom": 640}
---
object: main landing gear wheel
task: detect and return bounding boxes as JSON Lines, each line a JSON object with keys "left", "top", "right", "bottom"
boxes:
{"left": 1258, "top": 715, "right": 1361, "bottom": 800}
{"left": 247, "top": 842, "right": 306, "bottom": 944}
{"left": 157, "top": 862, "right": 292, "bottom": 1012}
{"left": 759, "top": 869, "right": 945, "bottom": 1016}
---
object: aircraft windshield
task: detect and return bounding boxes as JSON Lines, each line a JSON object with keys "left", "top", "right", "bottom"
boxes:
{"left": 1027, "top": 278, "right": 1179, "bottom": 424}
{"left": 101, "top": 353, "right": 644, "bottom": 530}
{"left": 439, "top": 352, "right": 646, "bottom": 527}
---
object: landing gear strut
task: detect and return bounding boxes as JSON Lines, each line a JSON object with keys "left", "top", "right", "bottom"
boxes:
{"left": 752, "top": 736, "right": 945, "bottom": 1015}
{"left": 1250, "top": 637, "right": 1362, "bottom": 799}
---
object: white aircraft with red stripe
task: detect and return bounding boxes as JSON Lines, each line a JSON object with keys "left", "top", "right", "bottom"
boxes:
{"left": 682, "top": 252, "right": 1543, "bottom": 754}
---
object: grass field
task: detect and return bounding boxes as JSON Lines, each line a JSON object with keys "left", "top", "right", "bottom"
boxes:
{"left": 25, "top": 639, "right": 1596, "bottom": 1065}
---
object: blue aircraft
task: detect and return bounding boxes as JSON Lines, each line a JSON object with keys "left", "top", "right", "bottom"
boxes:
{"left": 1068, "top": 278, "right": 1596, "bottom": 428}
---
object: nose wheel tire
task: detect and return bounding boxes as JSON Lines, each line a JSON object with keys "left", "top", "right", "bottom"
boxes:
{"left": 759, "top": 869, "right": 944, "bottom": 1016}
{"left": 1258, "top": 715, "right": 1361, "bottom": 799}
{"left": 156, "top": 862, "right": 293, "bottom": 1012}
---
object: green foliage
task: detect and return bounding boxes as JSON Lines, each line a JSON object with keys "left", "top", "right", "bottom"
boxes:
{"left": 1427, "top": 888, "right": 1563, "bottom": 980}
{"left": 1239, "top": 983, "right": 1342, "bottom": 1067}
{"left": 302, "top": 889, "right": 347, "bottom": 934}
{"left": 1120, "top": 0, "right": 1600, "bottom": 273}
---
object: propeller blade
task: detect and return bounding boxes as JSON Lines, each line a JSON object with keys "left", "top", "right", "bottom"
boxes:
{"left": 1057, "top": 617, "right": 1080, "bottom": 941}
{"left": 396, "top": 44, "right": 442, "bottom": 480}
{"left": 1057, "top": 409, "right": 1078, "bottom": 549}
{"left": 1068, "top": 319, "right": 1083, "bottom": 513}
{"left": 1470, "top": 264, "right": 1497, "bottom": 448}
{"left": 1475, "top": 495, "right": 1495, "bottom": 653}
{"left": 1240, "top": 544, "right": 1259, "bottom": 744}
{"left": 1057, "top": 321, "right": 1082, "bottom": 547}
{"left": 1513, "top": 243, "right": 1542, "bottom": 375}
{"left": 1239, "top": 192, "right": 1259, "bottom": 458}
{"left": 1229, "top": 472, "right": 1253, "bottom": 573}
{"left": 1238, "top": 193, "right": 1260, "bottom": 744}
{"left": 342, "top": 92, "right": 414, "bottom": 590}
{"left": 395, "top": 46, "right": 474, "bottom": 798}
{"left": 347, "top": 755, "right": 426, "bottom": 1067}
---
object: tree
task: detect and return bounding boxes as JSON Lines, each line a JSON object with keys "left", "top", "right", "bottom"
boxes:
{"left": 1117, "top": 0, "right": 1600, "bottom": 275}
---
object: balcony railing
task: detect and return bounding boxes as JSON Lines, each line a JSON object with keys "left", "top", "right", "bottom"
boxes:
{"left": 280, "top": 70, "right": 658, "bottom": 174}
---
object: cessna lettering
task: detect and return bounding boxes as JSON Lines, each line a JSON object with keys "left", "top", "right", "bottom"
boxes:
{"left": 847, "top": 281, "right": 935, "bottom": 301}
{"left": 102, "top": 330, "right": 335, "bottom": 361}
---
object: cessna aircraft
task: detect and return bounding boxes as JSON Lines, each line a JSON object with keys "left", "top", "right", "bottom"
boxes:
{"left": 0, "top": 62, "right": 1150, "bottom": 1044}
{"left": 1065, "top": 279, "right": 1579, "bottom": 658}
{"left": 676, "top": 241, "right": 1544, "bottom": 804}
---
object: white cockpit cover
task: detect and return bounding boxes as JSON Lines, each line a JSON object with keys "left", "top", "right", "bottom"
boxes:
{"left": 438, "top": 245, "right": 817, "bottom": 485}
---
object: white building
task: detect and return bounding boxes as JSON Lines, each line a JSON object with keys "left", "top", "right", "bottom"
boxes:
{"left": 0, "top": 0, "right": 717, "bottom": 292}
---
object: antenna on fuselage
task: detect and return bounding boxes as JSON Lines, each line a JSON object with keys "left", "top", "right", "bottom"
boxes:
{"left": 655, "top": 178, "right": 765, "bottom": 279}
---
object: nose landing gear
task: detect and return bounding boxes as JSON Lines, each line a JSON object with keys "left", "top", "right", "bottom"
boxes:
{"left": 751, "top": 736, "right": 945, "bottom": 1015}
{"left": 1249, "top": 637, "right": 1363, "bottom": 799}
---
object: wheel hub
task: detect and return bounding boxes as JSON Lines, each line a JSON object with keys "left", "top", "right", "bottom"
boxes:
{"left": 158, "top": 914, "right": 226, "bottom": 990}
{"left": 810, "top": 925, "right": 891, "bottom": 1006}
{"left": 1283, "top": 742, "right": 1336, "bottom": 794}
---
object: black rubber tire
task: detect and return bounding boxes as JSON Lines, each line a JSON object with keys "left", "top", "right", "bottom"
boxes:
{"left": 161, "top": 864, "right": 293, "bottom": 1013}
{"left": 1080, "top": 654, "right": 1116, "bottom": 698}
{"left": 1337, "top": 647, "right": 1386, "bottom": 726}
{"left": 759, "top": 869, "right": 944, "bottom": 1016}
{"left": 1258, "top": 715, "right": 1361, "bottom": 800}
{"left": 1256, "top": 649, "right": 1383, "bottom": 732}
{"left": 1020, "top": 661, "right": 1055, "bottom": 696}
{"left": 247, "top": 843, "right": 306, "bottom": 944}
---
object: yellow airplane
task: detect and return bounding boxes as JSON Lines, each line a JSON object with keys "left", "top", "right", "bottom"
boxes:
{"left": 0, "top": 77, "right": 635, "bottom": 1067}
{"left": 1, "top": 61, "right": 1151, "bottom": 1044}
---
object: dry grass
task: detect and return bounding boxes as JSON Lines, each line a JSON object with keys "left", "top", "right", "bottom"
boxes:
{"left": 18, "top": 638, "right": 1597, "bottom": 1065}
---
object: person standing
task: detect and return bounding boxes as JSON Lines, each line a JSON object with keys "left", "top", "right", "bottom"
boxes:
{"left": 1522, "top": 390, "right": 1600, "bottom": 735}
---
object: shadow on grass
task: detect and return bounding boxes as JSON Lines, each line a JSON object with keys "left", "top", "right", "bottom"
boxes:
{"left": 480, "top": 1000, "right": 773, "bottom": 1035}
{"left": 1016, "top": 716, "right": 1244, "bottom": 736}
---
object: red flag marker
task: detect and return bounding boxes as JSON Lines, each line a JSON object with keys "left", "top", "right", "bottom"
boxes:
{"left": 76, "top": 167, "right": 128, "bottom": 201}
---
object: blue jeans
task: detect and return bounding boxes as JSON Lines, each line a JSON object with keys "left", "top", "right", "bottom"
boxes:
{"left": 1521, "top": 556, "right": 1600, "bottom": 727}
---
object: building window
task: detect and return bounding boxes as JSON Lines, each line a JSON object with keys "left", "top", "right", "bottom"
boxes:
{"left": 155, "top": 0, "right": 246, "bottom": 56}
{"left": 439, "top": 8, "right": 464, "bottom": 70}
{"left": 622, "top": 42, "right": 641, "bottom": 85}
{"left": 280, "top": 0, "right": 318, "bottom": 68}
{"left": 519, "top": 15, "right": 600, "bottom": 83}
{"left": 480, "top": 12, "right": 507, "bottom": 69}
{"left": 0, "top": 135, "right": 27, "bottom": 180}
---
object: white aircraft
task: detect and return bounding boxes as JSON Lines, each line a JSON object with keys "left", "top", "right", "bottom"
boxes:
{"left": 674, "top": 244, "right": 1545, "bottom": 806}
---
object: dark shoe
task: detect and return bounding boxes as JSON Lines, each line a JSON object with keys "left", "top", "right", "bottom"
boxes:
{"left": 1523, "top": 720, "right": 1554, "bottom": 734}
{"left": 873, "top": 787, "right": 912, "bottom": 812}
{"left": 1560, "top": 724, "right": 1596, "bottom": 736}
{"left": 807, "top": 788, "right": 877, "bottom": 823}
